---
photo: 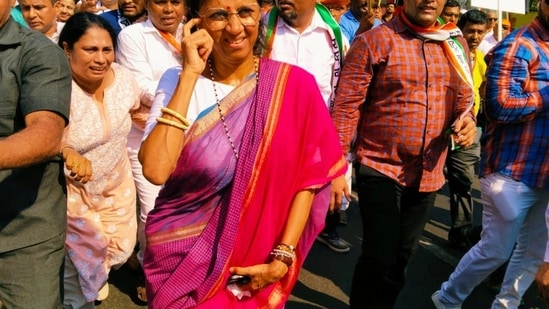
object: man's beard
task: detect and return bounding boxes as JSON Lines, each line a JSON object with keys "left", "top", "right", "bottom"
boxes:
{"left": 279, "top": 9, "right": 297, "bottom": 21}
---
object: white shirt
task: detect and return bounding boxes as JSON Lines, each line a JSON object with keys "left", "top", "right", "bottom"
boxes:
{"left": 49, "top": 21, "right": 65, "bottom": 43}
{"left": 478, "top": 30, "right": 498, "bottom": 55}
{"left": 116, "top": 19, "right": 183, "bottom": 106}
{"left": 263, "top": 10, "right": 339, "bottom": 107}
{"left": 143, "top": 67, "right": 234, "bottom": 140}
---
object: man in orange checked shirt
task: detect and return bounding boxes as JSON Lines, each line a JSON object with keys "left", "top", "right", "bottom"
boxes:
{"left": 330, "top": 0, "right": 476, "bottom": 307}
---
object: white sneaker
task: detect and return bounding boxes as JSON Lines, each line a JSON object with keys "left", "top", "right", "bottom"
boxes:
{"left": 431, "top": 290, "right": 461, "bottom": 309}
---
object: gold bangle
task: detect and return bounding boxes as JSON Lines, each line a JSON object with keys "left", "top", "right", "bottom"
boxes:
{"left": 156, "top": 117, "right": 189, "bottom": 131}
{"left": 161, "top": 107, "right": 191, "bottom": 127}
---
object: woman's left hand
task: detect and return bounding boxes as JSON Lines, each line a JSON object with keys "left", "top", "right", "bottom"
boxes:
{"left": 229, "top": 260, "right": 289, "bottom": 291}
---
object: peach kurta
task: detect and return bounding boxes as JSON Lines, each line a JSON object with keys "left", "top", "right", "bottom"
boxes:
{"left": 63, "top": 63, "right": 139, "bottom": 301}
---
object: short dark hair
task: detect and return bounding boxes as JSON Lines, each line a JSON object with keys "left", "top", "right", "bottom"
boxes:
{"left": 457, "top": 9, "right": 488, "bottom": 30}
{"left": 444, "top": 0, "right": 460, "bottom": 9}
{"left": 58, "top": 13, "right": 117, "bottom": 51}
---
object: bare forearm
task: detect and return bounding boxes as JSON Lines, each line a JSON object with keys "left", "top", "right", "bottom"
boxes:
{"left": 0, "top": 111, "right": 65, "bottom": 170}
{"left": 139, "top": 70, "right": 199, "bottom": 185}
{"left": 279, "top": 189, "right": 315, "bottom": 247}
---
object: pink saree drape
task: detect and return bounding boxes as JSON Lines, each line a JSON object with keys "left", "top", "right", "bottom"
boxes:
{"left": 144, "top": 58, "right": 346, "bottom": 308}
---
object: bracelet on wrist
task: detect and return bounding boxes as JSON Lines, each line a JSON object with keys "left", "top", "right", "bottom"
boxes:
{"left": 270, "top": 243, "right": 296, "bottom": 267}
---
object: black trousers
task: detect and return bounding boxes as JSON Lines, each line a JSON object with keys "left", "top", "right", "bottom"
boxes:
{"left": 349, "top": 165, "right": 436, "bottom": 309}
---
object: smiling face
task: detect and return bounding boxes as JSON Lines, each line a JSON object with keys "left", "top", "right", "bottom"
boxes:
{"left": 64, "top": 26, "right": 115, "bottom": 88}
{"left": 20, "top": 0, "right": 58, "bottom": 37}
{"left": 199, "top": 0, "right": 260, "bottom": 64}
{"left": 55, "top": 0, "right": 75, "bottom": 22}
{"left": 349, "top": 0, "right": 367, "bottom": 19}
{"left": 404, "top": 0, "right": 444, "bottom": 28}
{"left": 147, "top": 0, "right": 185, "bottom": 35}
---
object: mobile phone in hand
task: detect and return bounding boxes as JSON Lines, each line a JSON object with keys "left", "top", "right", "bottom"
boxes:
{"left": 227, "top": 274, "right": 251, "bottom": 285}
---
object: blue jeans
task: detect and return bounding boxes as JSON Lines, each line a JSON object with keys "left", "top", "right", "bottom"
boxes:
{"left": 438, "top": 173, "right": 549, "bottom": 308}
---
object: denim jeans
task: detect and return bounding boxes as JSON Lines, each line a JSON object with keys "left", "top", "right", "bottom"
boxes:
{"left": 438, "top": 173, "right": 549, "bottom": 308}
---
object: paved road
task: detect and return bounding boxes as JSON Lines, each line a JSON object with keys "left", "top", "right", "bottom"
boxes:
{"left": 97, "top": 180, "right": 546, "bottom": 309}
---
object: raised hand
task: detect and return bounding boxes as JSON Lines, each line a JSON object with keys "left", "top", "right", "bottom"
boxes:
{"left": 181, "top": 18, "right": 214, "bottom": 76}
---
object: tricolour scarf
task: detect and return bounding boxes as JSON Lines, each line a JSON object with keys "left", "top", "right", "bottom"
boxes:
{"left": 401, "top": 13, "right": 474, "bottom": 95}
{"left": 264, "top": 3, "right": 343, "bottom": 110}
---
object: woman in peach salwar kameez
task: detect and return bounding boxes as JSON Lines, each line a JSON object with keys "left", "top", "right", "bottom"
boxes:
{"left": 58, "top": 13, "right": 139, "bottom": 308}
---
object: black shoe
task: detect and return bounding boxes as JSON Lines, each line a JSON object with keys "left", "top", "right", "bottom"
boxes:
{"left": 465, "top": 225, "right": 482, "bottom": 245}
{"left": 448, "top": 226, "right": 472, "bottom": 250}
{"left": 316, "top": 233, "right": 350, "bottom": 253}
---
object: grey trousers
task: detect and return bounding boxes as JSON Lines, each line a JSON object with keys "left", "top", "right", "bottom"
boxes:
{"left": 0, "top": 232, "right": 65, "bottom": 309}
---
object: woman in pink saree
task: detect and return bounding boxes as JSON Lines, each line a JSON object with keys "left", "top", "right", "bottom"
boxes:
{"left": 138, "top": 0, "right": 347, "bottom": 307}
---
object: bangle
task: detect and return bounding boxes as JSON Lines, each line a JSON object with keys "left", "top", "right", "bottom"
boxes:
{"left": 277, "top": 243, "right": 296, "bottom": 252}
{"left": 161, "top": 107, "right": 191, "bottom": 127}
{"left": 271, "top": 251, "right": 295, "bottom": 267}
{"left": 156, "top": 117, "right": 189, "bottom": 131}
{"left": 270, "top": 243, "right": 296, "bottom": 267}
{"left": 59, "top": 145, "right": 74, "bottom": 156}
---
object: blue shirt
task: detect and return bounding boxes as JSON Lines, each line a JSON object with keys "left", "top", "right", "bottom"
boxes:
{"left": 338, "top": 10, "right": 381, "bottom": 44}
{"left": 482, "top": 17, "right": 549, "bottom": 189}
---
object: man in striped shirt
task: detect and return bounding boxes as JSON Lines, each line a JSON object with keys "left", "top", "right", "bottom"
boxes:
{"left": 330, "top": 0, "right": 475, "bottom": 307}
{"left": 433, "top": 2, "right": 549, "bottom": 308}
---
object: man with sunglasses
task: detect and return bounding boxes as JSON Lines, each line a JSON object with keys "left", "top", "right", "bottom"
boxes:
{"left": 433, "top": 1, "right": 549, "bottom": 308}
{"left": 478, "top": 10, "right": 508, "bottom": 55}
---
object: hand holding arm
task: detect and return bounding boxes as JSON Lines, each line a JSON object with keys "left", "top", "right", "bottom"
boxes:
{"left": 229, "top": 189, "right": 315, "bottom": 290}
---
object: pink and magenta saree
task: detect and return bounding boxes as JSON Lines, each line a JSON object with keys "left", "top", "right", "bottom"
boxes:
{"left": 143, "top": 58, "right": 346, "bottom": 308}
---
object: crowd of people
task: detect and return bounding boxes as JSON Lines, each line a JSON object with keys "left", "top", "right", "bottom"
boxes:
{"left": 1, "top": 0, "right": 549, "bottom": 308}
